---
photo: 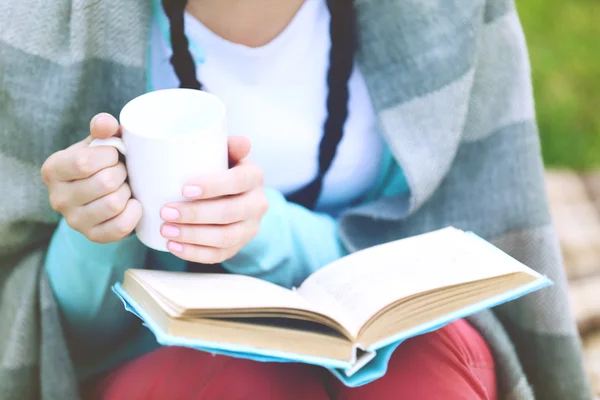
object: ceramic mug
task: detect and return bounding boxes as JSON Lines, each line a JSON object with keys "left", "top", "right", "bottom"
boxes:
{"left": 90, "top": 89, "right": 228, "bottom": 251}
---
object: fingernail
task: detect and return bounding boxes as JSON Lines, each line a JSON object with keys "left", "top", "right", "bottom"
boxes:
{"left": 90, "top": 114, "right": 108, "bottom": 129}
{"left": 183, "top": 186, "right": 203, "bottom": 198}
{"left": 161, "top": 225, "right": 180, "bottom": 238}
{"left": 161, "top": 207, "right": 180, "bottom": 221}
{"left": 168, "top": 241, "right": 184, "bottom": 253}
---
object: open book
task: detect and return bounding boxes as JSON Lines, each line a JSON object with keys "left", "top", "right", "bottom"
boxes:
{"left": 114, "top": 227, "right": 551, "bottom": 385}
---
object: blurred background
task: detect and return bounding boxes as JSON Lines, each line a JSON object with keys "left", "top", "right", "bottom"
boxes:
{"left": 519, "top": 0, "right": 600, "bottom": 169}
{"left": 517, "top": 0, "right": 600, "bottom": 394}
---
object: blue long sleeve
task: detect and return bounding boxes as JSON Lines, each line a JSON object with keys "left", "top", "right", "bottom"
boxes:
{"left": 44, "top": 219, "right": 150, "bottom": 361}
{"left": 221, "top": 188, "right": 348, "bottom": 288}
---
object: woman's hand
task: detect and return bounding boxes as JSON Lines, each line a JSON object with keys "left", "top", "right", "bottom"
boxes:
{"left": 160, "top": 137, "right": 269, "bottom": 264}
{"left": 41, "top": 113, "right": 142, "bottom": 243}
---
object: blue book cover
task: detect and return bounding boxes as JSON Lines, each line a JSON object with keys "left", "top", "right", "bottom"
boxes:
{"left": 112, "top": 228, "right": 552, "bottom": 387}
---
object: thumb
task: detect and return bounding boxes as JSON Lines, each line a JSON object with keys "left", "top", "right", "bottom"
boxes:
{"left": 90, "top": 113, "right": 120, "bottom": 139}
{"left": 227, "top": 136, "right": 251, "bottom": 164}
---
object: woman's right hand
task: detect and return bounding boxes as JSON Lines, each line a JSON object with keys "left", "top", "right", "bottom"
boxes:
{"left": 41, "top": 113, "right": 142, "bottom": 243}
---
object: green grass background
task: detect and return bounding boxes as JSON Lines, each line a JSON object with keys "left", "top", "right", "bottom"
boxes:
{"left": 517, "top": 0, "right": 600, "bottom": 170}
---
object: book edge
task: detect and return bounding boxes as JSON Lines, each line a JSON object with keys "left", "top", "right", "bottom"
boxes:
{"left": 112, "top": 283, "right": 353, "bottom": 370}
{"left": 364, "top": 275, "right": 552, "bottom": 351}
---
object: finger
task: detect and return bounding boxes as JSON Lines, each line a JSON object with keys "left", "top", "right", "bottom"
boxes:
{"left": 166, "top": 241, "right": 234, "bottom": 264}
{"left": 227, "top": 136, "right": 251, "bottom": 164}
{"left": 43, "top": 145, "right": 120, "bottom": 182}
{"left": 42, "top": 137, "right": 94, "bottom": 183}
{"left": 182, "top": 161, "right": 263, "bottom": 200}
{"left": 75, "top": 183, "right": 132, "bottom": 227}
{"left": 87, "top": 199, "right": 142, "bottom": 243}
{"left": 162, "top": 190, "right": 264, "bottom": 225}
{"left": 161, "top": 196, "right": 244, "bottom": 225}
{"left": 68, "top": 162, "right": 127, "bottom": 205}
{"left": 90, "top": 113, "right": 120, "bottom": 139}
{"left": 161, "top": 221, "right": 250, "bottom": 248}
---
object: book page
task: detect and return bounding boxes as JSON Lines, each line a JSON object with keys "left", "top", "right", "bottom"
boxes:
{"left": 129, "top": 270, "right": 324, "bottom": 314}
{"left": 297, "top": 228, "right": 537, "bottom": 337}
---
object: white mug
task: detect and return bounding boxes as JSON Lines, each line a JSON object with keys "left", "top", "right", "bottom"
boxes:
{"left": 90, "top": 89, "right": 228, "bottom": 251}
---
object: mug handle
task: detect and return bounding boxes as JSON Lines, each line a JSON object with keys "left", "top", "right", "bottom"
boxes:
{"left": 89, "top": 137, "right": 127, "bottom": 155}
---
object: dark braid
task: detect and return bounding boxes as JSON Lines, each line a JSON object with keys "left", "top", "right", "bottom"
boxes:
{"left": 161, "top": 0, "right": 202, "bottom": 90}
{"left": 286, "top": 0, "right": 356, "bottom": 209}
{"left": 161, "top": 0, "right": 356, "bottom": 210}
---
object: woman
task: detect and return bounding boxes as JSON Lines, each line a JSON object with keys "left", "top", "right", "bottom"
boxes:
{"left": 0, "top": 0, "right": 590, "bottom": 399}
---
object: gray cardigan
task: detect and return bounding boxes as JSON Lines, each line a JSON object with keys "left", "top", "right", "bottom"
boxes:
{"left": 0, "top": 0, "right": 592, "bottom": 398}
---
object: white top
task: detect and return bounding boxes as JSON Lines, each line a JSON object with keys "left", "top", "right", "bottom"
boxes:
{"left": 149, "top": 0, "right": 384, "bottom": 211}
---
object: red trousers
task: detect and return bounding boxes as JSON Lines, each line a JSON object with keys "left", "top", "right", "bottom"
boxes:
{"left": 92, "top": 319, "right": 496, "bottom": 400}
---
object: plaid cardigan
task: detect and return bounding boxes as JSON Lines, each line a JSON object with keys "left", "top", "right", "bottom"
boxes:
{"left": 0, "top": 0, "right": 592, "bottom": 398}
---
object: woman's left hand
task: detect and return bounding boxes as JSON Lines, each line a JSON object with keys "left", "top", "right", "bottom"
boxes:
{"left": 160, "top": 137, "right": 268, "bottom": 264}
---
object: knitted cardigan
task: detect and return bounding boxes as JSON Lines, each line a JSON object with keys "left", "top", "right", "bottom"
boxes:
{"left": 0, "top": 0, "right": 592, "bottom": 398}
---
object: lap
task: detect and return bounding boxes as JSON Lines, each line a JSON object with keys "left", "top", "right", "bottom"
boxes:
{"left": 93, "top": 346, "right": 328, "bottom": 400}
{"left": 327, "top": 319, "right": 497, "bottom": 400}
{"left": 90, "top": 320, "right": 496, "bottom": 400}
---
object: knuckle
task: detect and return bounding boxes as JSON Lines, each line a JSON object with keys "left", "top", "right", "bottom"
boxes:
{"left": 86, "top": 230, "right": 99, "bottom": 242}
{"left": 97, "top": 170, "right": 120, "bottom": 193}
{"left": 75, "top": 154, "right": 92, "bottom": 176}
{"left": 114, "top": 217, "right": 134, "bottom": 236}
{"left": 49, "top": 193, "right": 67, "bottom": 212}
{"left": 257, "top": 193, "right": 269, "bottom": 216}
{"left": 104, "top": 190, "right": 126, "bottom": 215}
{"left": 116, "top": 162, "right": 127, "bottom": 178}
{"left": 42, "top": 151, "right": 65, "bottom": 183}
{"left": 65, "top": 212, "right": 83, "bottom": 231}
{"left": 106, "top": 148, "right": 120, "bottom": 165}
{"left": 122, "top": 183, "right": 132, "bottom": 198}
{"left": 40, "top": 160, "right": 53, "bottom": 183}
{"left": 87, "top": 230, "right": 107, "bottom": 244}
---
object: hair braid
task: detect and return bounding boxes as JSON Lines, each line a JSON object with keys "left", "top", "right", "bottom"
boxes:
{"left": 285, "top": 0, "right": 357, "bottom": 209}
{"left": 162, "top": 0, "right": 203, "bottom": 90}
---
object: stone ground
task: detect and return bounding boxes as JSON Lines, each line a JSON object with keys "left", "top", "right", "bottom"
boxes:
{"left": 546, "top": 170, "right": 600, "bottom": 396}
